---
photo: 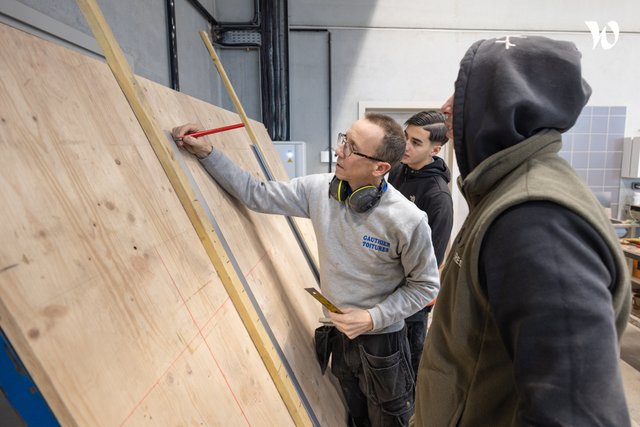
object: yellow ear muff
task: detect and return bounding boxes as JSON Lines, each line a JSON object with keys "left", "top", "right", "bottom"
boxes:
{"left": 329, "top": 176, "right": 387, "bottom": 213}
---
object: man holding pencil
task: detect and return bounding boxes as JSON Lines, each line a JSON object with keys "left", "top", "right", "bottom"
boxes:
{"left": 172, "top": 113, "right": 440, "bottom": 427}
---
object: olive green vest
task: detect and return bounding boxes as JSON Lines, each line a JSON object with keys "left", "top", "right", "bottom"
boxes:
{"left": 411, "top": 130, "right": 631, "bottom": 426}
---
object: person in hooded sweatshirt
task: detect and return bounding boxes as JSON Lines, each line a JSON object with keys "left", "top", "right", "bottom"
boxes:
{"left": 388, "top": 111, "right": 453, "bottom": 378}
{"left": 411, "top": 35, "right": 631, "bottom": 426}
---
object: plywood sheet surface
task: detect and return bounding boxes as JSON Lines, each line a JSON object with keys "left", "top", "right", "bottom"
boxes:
{"left": 139, "top": 78, "right": 347, "bottom": 426}
{"left": 0, "top": 23, "right": 294, "bottom": 426}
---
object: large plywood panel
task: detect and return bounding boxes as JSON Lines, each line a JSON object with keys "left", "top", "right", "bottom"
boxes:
{"left": 254, "top": 133, "right": 321, "bottom": 268}
{"left": 0, "top": 23, "right": 294, "bottom": 426}
{"left": 139, "top": 78, "right": 347, "bottom": 426}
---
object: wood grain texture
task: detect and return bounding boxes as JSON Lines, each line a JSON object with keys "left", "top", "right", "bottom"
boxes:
{"left": 139, "top": 78, "right": 347, "bottom": 426}
{"left": 74, "top": 0, "right": 315, "bottom": 424}
{"left": 254, "top": 135, "right": 321, "bottom": 267}
{"left": 198, "top": 30, "right": 320, "bottom": 270}
{"left": 0, "top": 22, "right": 295, "bottom": 426}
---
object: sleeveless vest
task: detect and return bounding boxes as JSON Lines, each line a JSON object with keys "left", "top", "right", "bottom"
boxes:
{"left": 412, "top": 130, "right": 631, "bottom": 426}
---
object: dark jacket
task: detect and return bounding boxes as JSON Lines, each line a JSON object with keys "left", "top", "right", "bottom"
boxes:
{"left": 412, "top": 35, "right": 631, "bottom": 426}
{"left": 388, "top": 157, "right": 453, "bottom": 265}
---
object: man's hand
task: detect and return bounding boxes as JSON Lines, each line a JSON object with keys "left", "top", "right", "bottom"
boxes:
{"left": 329, "top": 308, "right": 373, "bottom": 339}
{"left": 171, "top": 123, "right": 213, "bottom": 159}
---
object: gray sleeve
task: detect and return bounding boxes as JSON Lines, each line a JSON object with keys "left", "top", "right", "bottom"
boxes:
{"left": 369, "top": 217, "right": 441, "bottom": 331}
{"left": 198, "top": 148, "right": 311, "bottom": 218}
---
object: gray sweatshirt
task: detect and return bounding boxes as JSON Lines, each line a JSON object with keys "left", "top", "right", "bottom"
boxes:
{"left": 200, "top": 148, "right": 440, "bottom": 334}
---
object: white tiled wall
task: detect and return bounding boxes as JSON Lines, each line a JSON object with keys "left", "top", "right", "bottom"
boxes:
{"left": 559, "top": 106, "right": 627, "bottom": 216}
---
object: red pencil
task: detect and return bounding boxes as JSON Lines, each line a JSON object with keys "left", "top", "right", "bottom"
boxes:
{"left": 178, "top": 122, "right": 245, "bottom": 140}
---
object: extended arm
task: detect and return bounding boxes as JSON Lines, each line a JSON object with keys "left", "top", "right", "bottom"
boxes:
{"left": 172, "top": 123, "right": 311, "bottom": 218}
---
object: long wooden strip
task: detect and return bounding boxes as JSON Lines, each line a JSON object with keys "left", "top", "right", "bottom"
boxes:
{"left": 199, "top": 31, "right": 320, "bottom": 276}
{"left": 73, "top": 1, "right": 312, "bottom": 425}
{"left": 199, "top": 31, "right": 262, "bottom": 148}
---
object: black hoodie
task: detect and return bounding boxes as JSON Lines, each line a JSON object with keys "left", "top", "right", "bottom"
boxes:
{"left": 389, "top": 157, "right": 453, "bottom": 265}
{"left": 453, "top": 35, "right": 592, "bottom": 179}
{"left": 429, "top": 35, "right": 630, "bottom": 426}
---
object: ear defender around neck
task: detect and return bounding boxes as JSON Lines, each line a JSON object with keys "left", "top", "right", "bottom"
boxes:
{"left": 329, "top": 175, "right": 387, "bottom": 213}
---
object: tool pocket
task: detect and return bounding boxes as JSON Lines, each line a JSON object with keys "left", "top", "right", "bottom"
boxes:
{"left": 314, "top": 325, "right": 336, "bottom": 374}
{"left": 358, "top": 342, "right": 414, "bottom": 417}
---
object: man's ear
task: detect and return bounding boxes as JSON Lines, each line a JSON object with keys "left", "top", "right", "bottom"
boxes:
{"left": 373, "top": 161, "right": 392, "bottom": 177}
{"left": 431, "top": 144, "right": 443, "bottom": 156}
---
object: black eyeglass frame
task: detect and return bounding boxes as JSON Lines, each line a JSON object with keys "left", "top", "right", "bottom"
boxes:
{"left": 337, "top": 132, "right": 387, "bottom": 163}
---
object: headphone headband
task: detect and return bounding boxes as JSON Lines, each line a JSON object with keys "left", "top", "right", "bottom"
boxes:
{"left": 328, "top": 176, "right": 386, "bottom": 213}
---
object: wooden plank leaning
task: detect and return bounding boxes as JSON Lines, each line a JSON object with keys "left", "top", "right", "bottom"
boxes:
{"left": 73, "top": 0, "right": 313, "bottom": 425}
{"left": 198, "top": 31, "right": 320, "bottom": 279}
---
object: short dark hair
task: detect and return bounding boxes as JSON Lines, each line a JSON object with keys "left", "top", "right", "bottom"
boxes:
{"left": 364, "top": 112, "right": 406, "bottom": 167}
{"left": 405, "top": 111, "right": 449, "bottom": 144}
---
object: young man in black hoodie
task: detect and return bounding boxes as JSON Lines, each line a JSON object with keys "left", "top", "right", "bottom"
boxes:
{"left": 411, "top": 35, "right": 631, "bottom": 426}
{"left": 388, "top": 111, "right": 453, "bottom": 377}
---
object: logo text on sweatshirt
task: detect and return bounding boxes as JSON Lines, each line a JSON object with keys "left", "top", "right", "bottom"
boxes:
{"left": 362, "top": 235, "right": 390, "bottom": 253}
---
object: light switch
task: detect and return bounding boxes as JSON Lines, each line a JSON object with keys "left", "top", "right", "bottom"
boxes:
{"left": 320, "top": 150, "right": 336, "bottom": 163}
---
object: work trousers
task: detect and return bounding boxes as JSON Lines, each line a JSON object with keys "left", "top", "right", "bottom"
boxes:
{"left": 404, "top": 306, "right": 431, "bottom": 378}
{"left": 315, "top": 326, "right": 415, "bottom": 427}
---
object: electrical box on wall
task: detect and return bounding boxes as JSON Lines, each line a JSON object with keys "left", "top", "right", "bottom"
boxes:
{"left": 273, "top": 141, "right": 306, "bottom": 178}
{"left": 622, "top": 137, "right": 640, "bottom": 177}
{"left": 320, "top": 150, "right": 336, "bottom": 163}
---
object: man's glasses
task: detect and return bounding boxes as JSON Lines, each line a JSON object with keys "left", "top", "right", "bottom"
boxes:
{"left": 337, "top": 133, "right": 386, "bottom": 162}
